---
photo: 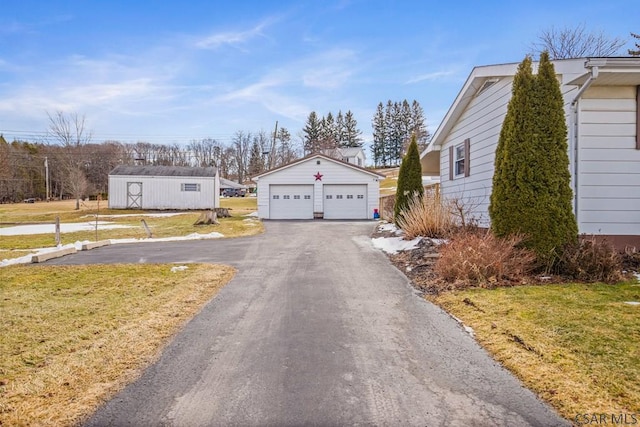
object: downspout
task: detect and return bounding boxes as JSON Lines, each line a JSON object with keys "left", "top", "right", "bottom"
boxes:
{"left": 570, "top": 65, "right": 599, "bottom": 223}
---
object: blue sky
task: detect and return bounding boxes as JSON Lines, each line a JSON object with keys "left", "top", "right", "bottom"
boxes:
{"left": 1, "top": 0, "right": 637, "bottom": 151}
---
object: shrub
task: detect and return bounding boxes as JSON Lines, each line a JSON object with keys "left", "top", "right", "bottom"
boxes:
{"left": 489, "top": 52, "right": 578, "bottom": 265}
{"left": 395, "top": 188, "right": 456, "bottom": 239}
{"left": 435, "top": 230, "right": 537, "bottom": 287}
{"left": 394, "top": 134, "right": 423, "bottom": 222}
{"left": 558, "top": 236, "right": 623, "bottom": 283}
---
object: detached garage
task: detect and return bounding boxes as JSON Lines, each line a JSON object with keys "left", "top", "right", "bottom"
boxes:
{"left": 253, "top": 154, "right": 383, "bottom": 220}
{"left": 108, "top": 165, "right": 220, "bottom": 210}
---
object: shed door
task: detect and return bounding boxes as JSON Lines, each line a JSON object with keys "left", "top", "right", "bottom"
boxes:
{"left": 323, "top": 184, "right": 367, "bottom": 219}
{"left": 269, "top": 185, "right": 314, "bottom": 219}
{"left": 127, "top": 182, "right": 142, "bottom": 209}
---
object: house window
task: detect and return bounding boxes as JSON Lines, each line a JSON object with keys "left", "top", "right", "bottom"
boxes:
{"left": 454, "top": 144, "right": 466, "bottom": 177}
{"left": 336, "top": 195, "right": 343, "bottom": 199}
{"left": 273, "top": 195, "right": 280, "bottom": 199}
{"left": 304, "top": 195, "right": 311, "bottom": 200}
{"left": 357, "top": 195, "right": 364, "bottom": 199}
{"left": 294, "top": 195, "right": 300, "bottom": 199}
{"left": 283, "top": 195, "right": 290, "bottom": 199}
{"left": 449, "top": 138, "right": 470, "bottom": 179}
{"left": 326, "top": 195, "right": 333, "bottom": 199}
{"left": 347, "top": 195, "right": 353, "bottom": 199}
{"left": 357, "top": 158, "right": 362, "bottom": 166}
{"left": 181, "top": 183, "right": 200, "bottom": 192}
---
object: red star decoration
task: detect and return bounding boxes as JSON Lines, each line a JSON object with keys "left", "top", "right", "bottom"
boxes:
{"left": 314, "top": 172, "right": 323, "bottom": 181}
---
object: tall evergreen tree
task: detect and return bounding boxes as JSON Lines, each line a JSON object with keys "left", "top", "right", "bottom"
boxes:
{"left": 335, "top": 110, "right": 346, "bottom": 146}
{"left": 410, "top": 100, "right": 429, "bottom": 152}
{"left": 489, "top": 53, "right": 577, "bottom": 265}
{"left": 302, "top": 111, "right": 321, "bottom": 154}
{"left": 248, "top": 138, "right": 264, "bottom": 176}
{"left": 394, "top": 134, "right": 423, "bottom": 222}
{"left": 342, "top": 110, "right": 363, "bottom": 147}
{"left": 371, "top": 102, "right": 386, "bottom": 167}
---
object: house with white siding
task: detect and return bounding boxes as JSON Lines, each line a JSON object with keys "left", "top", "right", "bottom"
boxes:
{"left": 420, "top": 57, "right": 640, "bottom": 248}
{"left": 108, "top": 165, "right": 220, "bottom": 210}
{"left": 253, "top": 153, "right": 383, "bottom": 220}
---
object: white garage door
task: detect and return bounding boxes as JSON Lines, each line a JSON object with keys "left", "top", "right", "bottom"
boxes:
{"left": 323, "top": 184, "right": 367, "bottom": 219}
{"left": 269, "top": 185, "right": 314, "bottom": 219}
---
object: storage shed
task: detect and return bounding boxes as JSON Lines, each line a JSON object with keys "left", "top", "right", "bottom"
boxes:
{"left": 108, "top": 165, "right": 220, "bottom": 210}
{"left": 253, "top": 153, "right": 383, "bottom": 220}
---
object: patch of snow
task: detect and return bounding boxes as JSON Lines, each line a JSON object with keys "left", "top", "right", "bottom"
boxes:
{"left": 82, "top": 212, "right": 190, "bottom": 219}
{"left": 371, "top": 236, "right": 422, "bottom": 254}
{"left": 635, "top": 272, "right": 640, "bottom": 281}
{"left": 171, "top": 265, "right": 189, "bottom": 273}
{"left": 1, "top": 243, "right": 76, "bottom": 267}
{"left": 428, "top": 238, "right": 448, "bottom": 246}
{"left": 1, "top": 232, "right": 225, "bottom": 268}
{"left": 377, "top": 222, "right": 403, "bottom": 236}
{"left": 243, "top": 212, "right": 259, "bottom": 217}
{"left": 624, "top": 301, "right": 640, "bottom": 306}
{"left": 450, "top": 314, "right": 475, "bottom": 337}
{"left": 0, "top": 222, "right": 134, "bottom": 236}
{"left": 109, "top": 231, "right": 224, "bottom": 245}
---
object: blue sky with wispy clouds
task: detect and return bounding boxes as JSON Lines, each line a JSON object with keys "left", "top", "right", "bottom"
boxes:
{"left": 1, "top": 0, "right": 637, "bottom": 149}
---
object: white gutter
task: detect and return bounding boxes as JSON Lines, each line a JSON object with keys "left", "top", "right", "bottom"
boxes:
{"left": 570, "top": 64, "right": 599, "bottom": 223}
{"left": 571, "top": 66, "right": 599, "bottom": 107}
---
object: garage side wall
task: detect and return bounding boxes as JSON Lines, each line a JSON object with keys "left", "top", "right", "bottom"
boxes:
{"left": 256, "top": 158, "right": 380, "bottom": 219}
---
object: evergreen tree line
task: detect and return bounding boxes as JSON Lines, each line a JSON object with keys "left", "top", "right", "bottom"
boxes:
{"left": 371, "top": 100, "right": 428, "bottom": 168}
{"left": 301, "top": 110, "right": 363, "bottom": 154}
{"left": 0, "top": 128, "right": 300, "bottom": 203}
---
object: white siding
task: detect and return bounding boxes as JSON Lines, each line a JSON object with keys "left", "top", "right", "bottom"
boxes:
{"left": 577, "top": 86, "right": 640, "bottom": 236}
{"left": 439, "top": 77, "right": 513, "bottom": 226}
{"left": 108, "top": 175, "right": 219, "bottom": 210}
{"left": 256, "top": 156, "right": 380, "bottom": 219}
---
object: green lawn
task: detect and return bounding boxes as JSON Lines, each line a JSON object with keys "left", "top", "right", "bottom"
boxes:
{"left": 0, "top": 263, "right": 235, "bottom": 427}
{"left": 429, "top": 280, "right": 640, "bottom": 420}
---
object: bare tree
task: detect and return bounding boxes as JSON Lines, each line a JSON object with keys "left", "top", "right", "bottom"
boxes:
{"left": 530, "top": 24, "right": 626, "bottom": 59}
{"left": 630, "top": 32, "right": 640, "bottom": 56}
{"left": 232, "top": 131, "right": 251, "bottom": 183}
{"left": 47, "top": 111, "right": 92, "bottom": 209}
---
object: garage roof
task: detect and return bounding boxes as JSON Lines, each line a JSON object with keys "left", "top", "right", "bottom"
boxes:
{"left": 252, "top": 153, "right": 384, "bottom": 180}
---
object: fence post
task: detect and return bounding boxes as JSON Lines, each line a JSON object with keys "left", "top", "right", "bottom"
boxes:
{"left": 140, "top": 219, "right": 153, "bottom": 238}
{"left": 55, "top": 216, "right": 61, "bottom": 246}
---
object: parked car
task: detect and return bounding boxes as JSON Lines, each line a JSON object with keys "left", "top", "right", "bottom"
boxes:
{"left": 23, "top": 198, "right": 36, "bottom": 203}
{"left": 222, "top": 188, "right": 246, "bottom": 197}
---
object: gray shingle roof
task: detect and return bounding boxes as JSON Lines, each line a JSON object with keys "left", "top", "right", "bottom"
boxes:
{"left": 109, "top": 165, "right": 218, "bottom": 177}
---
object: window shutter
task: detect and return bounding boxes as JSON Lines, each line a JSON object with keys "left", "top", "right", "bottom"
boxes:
{"left": 448, "top": 146, "right": 454, "bottom": 181}
{"left": 464, "top": 138, "right": 471, "bottom": 177}
{"left": 636, "top": 86, "right": 639, "bottom": 150}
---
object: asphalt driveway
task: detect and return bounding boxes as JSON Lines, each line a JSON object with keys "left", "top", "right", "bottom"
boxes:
{"left": 50, "top": 221, "right": 568, "bottom": 426}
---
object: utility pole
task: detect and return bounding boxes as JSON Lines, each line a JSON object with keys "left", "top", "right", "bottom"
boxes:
{"left": 45, "top": 156, "right": 50, "bottom": 202}
{"left": 269, "top": 121, "right": 278, "bottom": 170}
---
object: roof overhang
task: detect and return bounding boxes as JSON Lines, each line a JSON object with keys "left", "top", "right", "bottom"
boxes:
{"left": 252, "top": 153, "right": 384, "bottom": 181}
{"left": 420, "top": 57, "right": 640, "bottom": 174}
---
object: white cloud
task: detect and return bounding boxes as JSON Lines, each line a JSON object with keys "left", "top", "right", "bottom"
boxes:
{"left": 195, "top": 18, "right": 275, "bottom": 50}
{"left": 405, "top": 69, "right": 459, "bottom": 84}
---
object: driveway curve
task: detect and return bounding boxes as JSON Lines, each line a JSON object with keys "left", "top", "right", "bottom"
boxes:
{"left": 49, "top": 221, "right": 568, "bottom": 426}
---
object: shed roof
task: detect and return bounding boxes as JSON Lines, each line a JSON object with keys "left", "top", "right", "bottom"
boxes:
{"left": 109, "top": 165, "right": 218, "bottom": 177}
